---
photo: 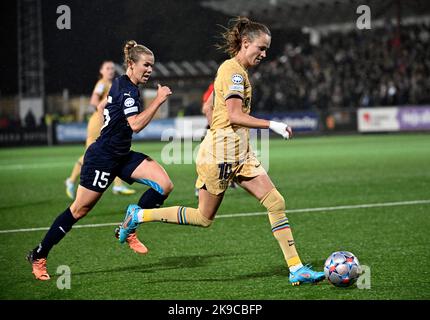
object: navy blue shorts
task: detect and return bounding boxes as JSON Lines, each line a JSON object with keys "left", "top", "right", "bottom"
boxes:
{"left": 80, "top": 144, "right": 148, "bottom": 193}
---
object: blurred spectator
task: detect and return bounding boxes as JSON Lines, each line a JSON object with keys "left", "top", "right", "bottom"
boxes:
{"left": 251, "top": 22, "right": 430, "bottom": 112}
{"left": 24, "top": 109, "right": 36, "bottom": 128}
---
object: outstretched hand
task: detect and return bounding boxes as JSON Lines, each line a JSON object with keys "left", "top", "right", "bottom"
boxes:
{"left": 156, "top": 84, "right": 172, "bottom": 104}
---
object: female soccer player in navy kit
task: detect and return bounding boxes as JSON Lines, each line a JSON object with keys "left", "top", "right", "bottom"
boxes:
{"left": 27, "top": 40, "right": 173, "bottom": 281}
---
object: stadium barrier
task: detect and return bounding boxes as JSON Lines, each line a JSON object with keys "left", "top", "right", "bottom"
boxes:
{"left": 55, "top": 117, "right": 207, "bottom": 143}
{"left": 323, "top": 109, "right": 358, "bottom": 132}
{"left": 253, "top": 111, "right": 320, "bottom": 133}
{"left": 357, "top": 106, "right": 430, "bottom": 132}
{"left": 54, "top": 112, "right": 321, "bottom": 144}
{"left": 55, "top": 122, "right": 88, "bottom": 143}
{"left": 6, "top": 108, "right": 428, "bottom": 147}
{"left": 0, "top": 127, "right": 49, "bottom": 147}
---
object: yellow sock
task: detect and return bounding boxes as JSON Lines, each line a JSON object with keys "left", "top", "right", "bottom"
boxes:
{"left": 138, "top": 206, "right": 212, "bottom": 227}
{"left": 261, "top": 188, "right": 303, "bottom": 272}
{"left": 69, "top": 155, "right": 83, "bottom": 183}
{"left": 273, "top": 227, "right": 303, "bottom": 272}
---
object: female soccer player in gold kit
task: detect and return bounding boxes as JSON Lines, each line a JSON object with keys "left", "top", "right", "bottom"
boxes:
{"left": 119, "top": 17, "right": 325, "bottom": 286}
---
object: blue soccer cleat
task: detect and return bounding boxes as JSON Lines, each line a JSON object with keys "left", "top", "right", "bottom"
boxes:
{"left": 289, "top": 264, "right": 326, "bottom": 286}
{"left": 65, "top": 178, "right": 75, "bottom": 199}
{"left": 118, "top": 204, "right": 141, "bottom": 244}
{"left": 112, "top": 185, "right": 136, "bottom": 195}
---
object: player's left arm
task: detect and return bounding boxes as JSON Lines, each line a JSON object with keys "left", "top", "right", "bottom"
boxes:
{"left": 126, "top": 84, "right": 172, "bottom": 133}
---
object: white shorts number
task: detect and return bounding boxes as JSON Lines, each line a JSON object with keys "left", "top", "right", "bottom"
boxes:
{"left": 92, "top": 170, "right": 110, "bottom": 189}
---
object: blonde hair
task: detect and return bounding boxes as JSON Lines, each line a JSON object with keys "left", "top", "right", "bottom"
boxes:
{"left": 217, "top": 17, "right": 271, "bottom": 57}
{"left": 123, "top": 40, "right": 153, "bottom": 68}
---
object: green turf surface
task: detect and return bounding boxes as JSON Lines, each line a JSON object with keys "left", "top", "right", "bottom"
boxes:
{"left": 0, "top": 134, "right": 429, "bottom": 299}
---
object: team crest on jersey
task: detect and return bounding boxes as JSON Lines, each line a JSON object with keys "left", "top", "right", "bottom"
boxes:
{"left": 124, "top": 97, "right": 135, "bottom": 107}
{"left": 231, "top": 74, "right": 244, "bottom": 84}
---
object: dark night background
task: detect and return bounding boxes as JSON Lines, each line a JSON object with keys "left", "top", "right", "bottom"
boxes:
{"left": 0, "top": 0, "right": 296, "bottom": 97}
{"left": 0, "top": 0, "right": 230, "bottom": 96}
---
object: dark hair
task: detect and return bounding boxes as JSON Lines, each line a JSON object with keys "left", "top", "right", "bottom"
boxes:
{"left": 123, "top": 40, "right": 153, "bottom": 69}
{"left": 217, "top": 17, "right": 271, "bottom": 57}
{"left": 98, "top": 60, "right": 114, "bottom": 78}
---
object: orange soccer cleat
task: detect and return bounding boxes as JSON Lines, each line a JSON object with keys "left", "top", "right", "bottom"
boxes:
{"left": 26, "top": 251, "right": 50, "bottom": 281}
{"left": 115, "top": 227, "right": 148, "bottom": 255}
{"left": 126, "top": 233, "right": 149, "bottom": 254}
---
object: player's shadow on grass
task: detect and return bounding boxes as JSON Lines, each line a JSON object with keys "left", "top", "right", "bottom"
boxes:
{"left": 72, "top": 253, "right": 232, "bottom": 277}
{"left": 72, "top": 255, "right": 327, "bottom": 284}
{"left": 133, "top": 265, "right": 291, "bottom": 285}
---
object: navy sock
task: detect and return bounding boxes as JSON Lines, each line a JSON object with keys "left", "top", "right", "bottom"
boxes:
{"left": 33, "top": 207, "right": 78, "bottom": 259}
{"left": 138, "top": 188, "right": 168, "bottom": 209}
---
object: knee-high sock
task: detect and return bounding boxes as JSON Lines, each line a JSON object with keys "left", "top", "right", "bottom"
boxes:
{"left": 33, "top": 207, "right": 78, "bottom": 259}
{"left": 261, "top": 188, "right": 303, "bottom": 272}
{"left": 137, "top": 206, "right": 212, "bottom": 227}
{"left": 138, "top": 188, "right": 167, "bottom": 209}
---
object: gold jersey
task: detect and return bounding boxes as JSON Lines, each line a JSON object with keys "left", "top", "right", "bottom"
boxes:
{"left": 93, "top": 79, "right": 112, "bottom": 101}
{"left": 204, "top": 57, "right": 252, "bottom": 163}
{"left": 86, "top": 79, "right": 111, "bottom": 147}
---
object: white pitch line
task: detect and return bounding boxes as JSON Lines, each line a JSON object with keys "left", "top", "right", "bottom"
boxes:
{"left": 0, "top": 199, "right": 429, "bottom": 235}
{"left": 218, "top": 199, "right": 430, "bottom": 218}
{"left": 0, "top": 162, "right": 71, "bottom": 171}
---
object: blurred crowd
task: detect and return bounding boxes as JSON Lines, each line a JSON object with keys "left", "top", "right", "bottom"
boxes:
{"left": 3, "top": 23, "right": 430, "bottom": 130}
{"left": 251, "top": 23, "right": 430, "bottom": 112}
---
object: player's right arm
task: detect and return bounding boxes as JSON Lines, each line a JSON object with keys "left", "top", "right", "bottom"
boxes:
{"left": 126, "top": 84, "right": 172, "bottom": 133}
{"left": 226, "top": 95, "right": 292, "bottom": 139}
{"left": 90, "top": 81, "right": 106, "bottom": 108}
{"left": 96, "top": 98, "right": 108, "bottom": 114}
{"left": 202, "top": 91, "right": 214, "bottom": 125}
{"left": 226, "top": 97, "right": 269, "bottom": 129}
{"left": 220, "top": 63, "right": 292, "bottom": 139}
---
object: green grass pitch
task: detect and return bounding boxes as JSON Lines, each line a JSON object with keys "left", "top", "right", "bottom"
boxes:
{"left": 0, "top": 133, "right": 429, "bottom": 300}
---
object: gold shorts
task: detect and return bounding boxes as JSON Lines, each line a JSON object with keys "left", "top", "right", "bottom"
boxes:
{"left": 86, "top": 112, "right": 103, "bottom": 148}
{"left": 195, "top": 151, "right": 266, "bottom": 195}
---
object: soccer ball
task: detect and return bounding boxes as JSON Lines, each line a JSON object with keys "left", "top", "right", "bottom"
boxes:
{"left": 324, "top": 251, "right": 362, "bottom": 287}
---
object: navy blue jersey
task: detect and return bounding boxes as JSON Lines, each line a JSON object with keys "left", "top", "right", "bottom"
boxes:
{"left": 98, "top": 75, "right": 142, "bottom": 156}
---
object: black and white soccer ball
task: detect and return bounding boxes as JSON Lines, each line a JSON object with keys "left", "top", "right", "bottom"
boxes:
{"left": 324, "top": 251, "right": 362, "bottom": 287}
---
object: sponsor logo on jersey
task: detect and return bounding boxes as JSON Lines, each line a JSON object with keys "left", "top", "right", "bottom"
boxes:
{"left": 124, "top": 97, "right": 135, "bottom": 107}
{"left": 124, "top": 106, "right": 138, "bottom": 115}
{"left": 231, "top": 74, "right": 244, "bottom": 84}
{"left": 229, "top": 84, "right": 244, "bottom": 92}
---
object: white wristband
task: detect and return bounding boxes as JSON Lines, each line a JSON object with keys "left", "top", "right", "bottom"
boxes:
{"left": 269, "top": 121, "right": 290, "bottom": 139}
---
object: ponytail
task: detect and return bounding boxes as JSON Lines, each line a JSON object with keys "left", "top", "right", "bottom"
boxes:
{"left": 123, "top": 40, "right": 153, "bottom": 68}
{"left": 217, "top": 17, "right": 270, "bottom": 57}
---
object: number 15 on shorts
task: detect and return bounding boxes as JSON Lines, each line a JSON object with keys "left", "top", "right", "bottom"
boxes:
{"left": 93, "top": 170, "right": 110, "bottom": 189}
